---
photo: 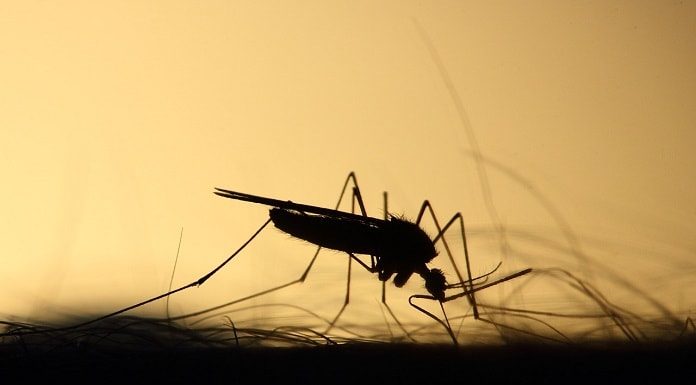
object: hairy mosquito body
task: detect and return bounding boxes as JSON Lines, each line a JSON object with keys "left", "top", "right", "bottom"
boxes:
{"left": 214, "top": 175, "right": 532, "bottom": 345}
{"left": 214, "top": 189, "right": 447, "bottom": 300}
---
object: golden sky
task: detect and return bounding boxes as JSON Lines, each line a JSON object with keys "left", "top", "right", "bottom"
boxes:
{"left": 1, "top": 1, "right": 695, "bottom": 342}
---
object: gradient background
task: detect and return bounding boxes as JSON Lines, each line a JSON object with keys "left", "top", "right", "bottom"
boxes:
{"left": 2, "top": 1, "right": 695, "bottom": 343}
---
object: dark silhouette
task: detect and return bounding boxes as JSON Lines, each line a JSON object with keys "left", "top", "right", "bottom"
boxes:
{"left": 0, "top": 172, "right": 530, "bottom": 345}
{"left": 215, "top": 172, "right": 532, "bottom": 343}
{"left": 215, "top": 187, "right": 445, "bottom": 299}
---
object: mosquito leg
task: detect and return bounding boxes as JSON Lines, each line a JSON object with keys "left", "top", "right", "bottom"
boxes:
{"left": 380, "top": 281, "right": 416, "bottom": 342}
{"left": 381, "top": 191, "right": 388, "bottom": 305}
{"left": 378, "top": 191, "right": 416, "bottom": 342}
{"left": 416, "top": 201, "right": 479, "bottom": 319}
{"left": 409, "top": 201, "right": 481, "bottom": 343}
{"left": 1, "top": 218, "right": 273, "bottom": 337}
{"left": 172, "top": 172, "right": 368, "bottom": 337}
{"left": 407, "top": 268, "right": 533, "bottom": 344}
{"left": 325, "top": 176, "right": 416, "bottom": 337}
{"left": 298, "top": 172, "right": 362, "bottom": 281}
{"left": 348, "top": 252, "right": 375, "bottom": 272}
{"left": 323, "top": 176, "right": 371, "bottom": 334}
{"left": 324, "top": 253, "right": 352, "bottom": 334}
{"left": 408, "top": 294, "right": 458, "bottom": 344}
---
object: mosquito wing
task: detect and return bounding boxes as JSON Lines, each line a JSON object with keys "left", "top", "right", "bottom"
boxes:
{"left": 214, "top": 188, "right": 384, "bottom": 226}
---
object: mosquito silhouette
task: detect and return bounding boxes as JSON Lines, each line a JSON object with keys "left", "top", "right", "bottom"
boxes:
{"left": 0, "top": 172, "right": 530, "bottom": 344}
{"left": 215, "top": 187, "right": 447, "bottom": 301}
{"left": 212, "top": 172, "right": 531, "bottom": 343}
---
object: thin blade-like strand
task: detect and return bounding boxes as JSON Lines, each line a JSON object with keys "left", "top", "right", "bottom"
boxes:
{"left": 214, "top": 188, "right": 384, "bottom": 225}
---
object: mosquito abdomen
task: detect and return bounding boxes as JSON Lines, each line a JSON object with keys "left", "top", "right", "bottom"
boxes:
{"left": 269, "top": 208, "right": 382, "bottom": 255}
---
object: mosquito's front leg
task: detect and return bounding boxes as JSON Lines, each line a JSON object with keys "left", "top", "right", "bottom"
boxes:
{"left": 415, "top": 201, "right": 479, "bottom": 319}
{"left": 375, "top": 191, "right": 416, "bottom": 342}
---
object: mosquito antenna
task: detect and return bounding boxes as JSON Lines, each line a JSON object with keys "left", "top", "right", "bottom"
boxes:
{"left": 443, "top": 269, "right": 533, "bottom": 302}
{"left": 408, "top": 268, "right": 532, "bottom": 343}
{"left": 446, "top": 261, "right": 503, "bottom": 289}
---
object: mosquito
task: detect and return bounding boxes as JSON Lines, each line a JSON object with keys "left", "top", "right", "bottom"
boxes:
{"left": 216, "top": 184, "right": 446, "bottom": 300}
{"left": 213, "top": 172, "right": 532, "bottom": 343}
{"left": 0, "top": 172, "right": 530, "bottom": 345}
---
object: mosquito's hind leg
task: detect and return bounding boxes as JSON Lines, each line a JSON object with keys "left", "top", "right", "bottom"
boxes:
{"left": 168, "top": 172, "right": 369, "bottom": 339}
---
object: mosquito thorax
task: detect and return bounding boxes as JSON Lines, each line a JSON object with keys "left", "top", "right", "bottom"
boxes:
{"left": 385, "top": 216, "right": 438, "bottom": 264}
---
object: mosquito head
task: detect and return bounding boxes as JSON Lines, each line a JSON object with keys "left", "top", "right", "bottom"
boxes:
{"left": 420, "top": 268, "right": 446, "bottom": 301}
